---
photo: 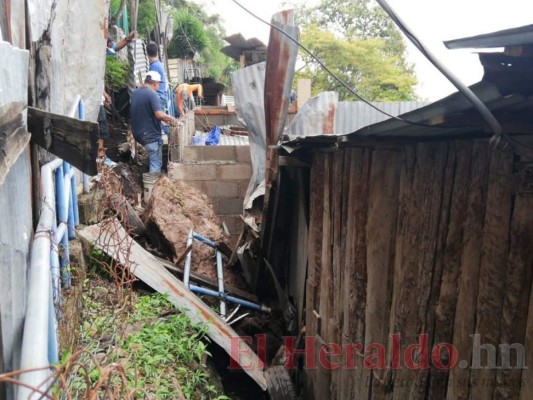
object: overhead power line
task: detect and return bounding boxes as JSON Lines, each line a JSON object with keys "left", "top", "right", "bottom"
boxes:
{"left": 230, "top": 0, "right": 467, "bottom": 129}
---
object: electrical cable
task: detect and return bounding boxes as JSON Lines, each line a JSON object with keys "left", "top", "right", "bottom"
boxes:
{"left": 230, "top": 0, "right": 466, "bottom": 129}
{"left": 374, "top": 0, "right": 515, "bottom": 150}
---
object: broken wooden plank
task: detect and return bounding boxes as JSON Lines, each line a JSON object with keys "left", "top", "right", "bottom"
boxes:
{"left": 27, "top": 106, "right": 98, "bottom": 175}
{"left": 78, "top": 219, "right": 267, "bottom": 390}
{"left": 0, "top": 102, "right": 31, "bottom": 185}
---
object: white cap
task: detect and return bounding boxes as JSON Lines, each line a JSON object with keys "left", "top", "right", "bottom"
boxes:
{"left": 145, "top": 71, "right": 162, "bottom": 82}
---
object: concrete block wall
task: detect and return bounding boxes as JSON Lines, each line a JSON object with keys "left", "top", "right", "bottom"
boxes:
{"left": 168, "top": 145, "right": 252, "bottom": 242}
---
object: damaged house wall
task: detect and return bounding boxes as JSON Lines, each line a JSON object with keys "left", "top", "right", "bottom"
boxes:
{"left": 0, "top": 41, "right": 31, "bottom": 399}
{"left": 28, "top": 0, "right": 108, "bottom": 120}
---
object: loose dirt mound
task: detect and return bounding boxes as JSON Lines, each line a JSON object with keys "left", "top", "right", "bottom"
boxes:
{"left": 143, "top": 175, "right": 246, "bottom": 289}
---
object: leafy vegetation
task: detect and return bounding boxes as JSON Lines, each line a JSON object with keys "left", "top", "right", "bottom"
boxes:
{"left": 64, "top": 270, "right": 228, "bottom": 399}
{"left": 167, "top": 11, "right": 208, "bottom": 58}
{"left": 137, "top": 0, "right": 158, "bottom": 37}
{"left": 291, "top": 0, "right": 418, "bottom": 101}
{"left": 299, "top": 25, "right": 417, "bottom": 101}
{"left": 105, "top": 57, "right": 129, "bottom": 91}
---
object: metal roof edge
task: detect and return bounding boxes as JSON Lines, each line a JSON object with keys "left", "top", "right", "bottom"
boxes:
{"left": 444, "top": 24, "right": 533, "bottom": 49}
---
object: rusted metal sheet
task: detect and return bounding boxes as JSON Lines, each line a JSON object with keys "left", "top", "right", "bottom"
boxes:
{"left": 285, "top": 92, "right": 338, "bottom": 137}
{"left": 221, "top": 33, "right": 267, "bottom": 65}
{"left": 232, "top": 62, "right": 267, "bottom": 209}
{"left": 128, "top": 38, "right": 148, "bottom": 93}
{"left": 264, "top": 10, "right": 299, "bottom": 145}
{"left": 78, "top": 219, "right": 268, "bottom": 391}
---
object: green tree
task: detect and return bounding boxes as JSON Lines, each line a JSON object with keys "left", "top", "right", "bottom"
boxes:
{"left": 289, "top": 0, "right": 417, "bottom": 100}
{"left": 167, "top": 2, "right": 238, "bottom": 84}
{"left": 299, "top": 25, "right": 416, "bottom": 101}
{"left": 167, "top": 11, "right": 208, "bottom": 58}
{"left": 137, "top": 0, "right": 157, "bottom": 36}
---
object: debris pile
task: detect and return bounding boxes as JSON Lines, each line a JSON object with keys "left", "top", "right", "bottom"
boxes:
{"left": 143, "top": 175, "right": 247, "bottom": 289}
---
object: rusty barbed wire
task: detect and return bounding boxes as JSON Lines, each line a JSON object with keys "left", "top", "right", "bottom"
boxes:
{"left": 0, "top": 349, "right": 153, "bottom": 399}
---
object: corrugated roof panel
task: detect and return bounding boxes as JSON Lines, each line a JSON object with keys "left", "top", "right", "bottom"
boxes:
{"left": 232, "top": 62, "right": 266, "bottom": 207}
{"left": 335, "top": 101, "right": 429, "bottom": 135}
{"left": 286, "top": 92, "right": 338, "bottom": 137}
{"left": 286, "top": 93, "right": 427, "bottom": 138}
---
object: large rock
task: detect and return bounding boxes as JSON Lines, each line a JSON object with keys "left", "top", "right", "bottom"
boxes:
{"left": 143, "top": 176, "right": 245, "bottom": 288}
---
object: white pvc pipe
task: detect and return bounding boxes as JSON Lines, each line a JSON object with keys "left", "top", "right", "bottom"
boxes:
{"left": 18, "top": 158, "right": 62, "bottom": 400}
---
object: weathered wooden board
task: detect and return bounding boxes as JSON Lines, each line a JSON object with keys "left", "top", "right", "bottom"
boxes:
{"left": 343, "top": 148, "right": 371, "bottom": 400}
{"left": 27, "top": 106, "right": 98, "bottom": 175}
{"left": 496, "top": 194, "right": 533, "bottom": 398}
{"left": 78, "top": 220, "right": 267, "bottom": 390}
{"left": 447, "top": 141, "right": 491, "bottom": 400}
{"left": 0, "top": 102, "right": 31, "bottom": 185}
{"left": 427, "top": 141, "right": 471, "bottom": 398}
{"left": 469, "top": 148, "right": 513, "bottom": 399}
{"left": 365, "top": 149, "right": 400, "bottom": 398}
{"left": 391, "top": 142, "right": 446, "bottom": 399}
{"left": 316, "top": 152, "right": 333, "bottom": 400}
{"left": 304, "top": 151, "right": 326, "bottom": 395}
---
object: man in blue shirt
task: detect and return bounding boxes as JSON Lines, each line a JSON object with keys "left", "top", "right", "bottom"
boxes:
{"left": 146, "top": 42, "right": 168, "bottom": 110}
{"left": 130, "top": 71, "right": 177, "bottom": 173}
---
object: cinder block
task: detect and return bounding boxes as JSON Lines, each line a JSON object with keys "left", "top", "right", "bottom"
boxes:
{"left": 78, "top": 189, "right": 104, "bottom": 225}
{"left": 216, "top": 163, "right": 253, "bottom": 180}
{"left": 203, "top": 180, "right": 240, "bottom": 198}
{"left": 237, "top": 180, "right": 251, "bottom": 198}
{"left": 168, "top": 163, "right": 217, "bottom": 181}
{"left": 216, "top": 197, "right": 244, "bottom": 215}
{"left": 236, "top": 146, "right": 252, "bottom": 162}
{"left": 182, "top": 145, "right": 237, "bottom": 162}
{"left": 220, "top": 214, "right": 244, "bottom": 234}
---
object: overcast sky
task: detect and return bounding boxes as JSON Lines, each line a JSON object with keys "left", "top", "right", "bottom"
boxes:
{"left": 197, "top": 0, "right": 533, "bottom": 101}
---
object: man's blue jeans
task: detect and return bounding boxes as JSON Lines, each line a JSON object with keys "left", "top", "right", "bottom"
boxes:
{"left": 144, "top": 140, "right": 162, "bottom": 173}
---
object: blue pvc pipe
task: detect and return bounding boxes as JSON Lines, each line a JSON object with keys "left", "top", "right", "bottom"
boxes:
{"left": 189, "top": 284, "right": 271, "bottom": 313}
{"left": 78, "top": 99, "right": 85, "bottom": 120}
{"left": 63, "top": 163, "right": 76, "bottom": 239}
{"left": 71, "top": 172, "right": 79, "bottom": 226}
{"left": 55, "top": 165, "right": 66, "bottom": 222}
{"left": 47, "top": 275, "right": 59, "bottom": 364}
{"left": 193, "top": 233, "right": 217, "bottom": 249}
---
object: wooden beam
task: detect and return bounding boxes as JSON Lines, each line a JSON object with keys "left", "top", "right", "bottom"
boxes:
{"left": 27, "top": 107, "right": 98, "bottom": 175}
{"left": 78, "top": 219, "right": 267, "bottom": 390}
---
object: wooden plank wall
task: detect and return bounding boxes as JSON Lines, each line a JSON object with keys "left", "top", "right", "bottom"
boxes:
{"left": 301, "top": 139, "right": 533, "bottom": 399}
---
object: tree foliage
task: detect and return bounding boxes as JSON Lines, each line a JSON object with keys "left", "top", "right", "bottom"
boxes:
{"left": 167, "top": 11, "right": 208, "bottom": 58}
{"left": 136, "top": 0, "right": 157, "bottom": 36}
{"left": 290, "top": 0, "right": 417, "bottom": 101}
{"left": 167, "top": 2, "right": 238, "bottom": 84}
{"left": 299, "top": 25, "right": 416, "bottom": 101}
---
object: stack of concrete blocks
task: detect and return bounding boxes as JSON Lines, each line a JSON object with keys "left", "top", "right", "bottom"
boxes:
{"left": 168, "top": 145, "right": 252, "bottom": 244}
